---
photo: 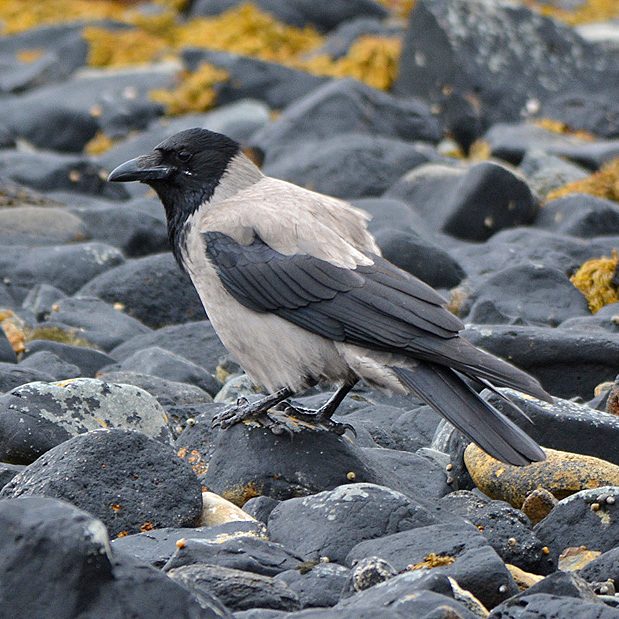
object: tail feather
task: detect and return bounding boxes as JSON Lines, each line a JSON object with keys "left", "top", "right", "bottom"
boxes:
{"left": 392, "top": 363, "right": 546, "bottom": 466}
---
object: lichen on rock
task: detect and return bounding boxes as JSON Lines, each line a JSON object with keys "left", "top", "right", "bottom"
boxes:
{"left": 546, "top": 158, "right": 619, "bottom": 203}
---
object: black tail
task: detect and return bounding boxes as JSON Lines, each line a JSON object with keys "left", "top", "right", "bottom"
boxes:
{"left": 392, "top": 363, "right": 546, "bottom": 466}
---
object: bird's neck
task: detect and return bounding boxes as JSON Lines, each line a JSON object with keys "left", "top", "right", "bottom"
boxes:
{"left": 165, "top": 153, "right": 263, "bottom": 270}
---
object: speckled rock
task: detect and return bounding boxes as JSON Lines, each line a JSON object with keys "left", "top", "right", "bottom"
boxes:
{"left": 0, "top": 378, "right": 172, "bottom": 464}
{"left": 465, "top": 443, "right": 619, "bottom": 508}
{"left": 268, "top": 483, "right": 438, "bottom": 564}
{"left": 167, "top": 564, "right": 300, "bottom": 612}
{"left": 340, "top": 556, "right": 397, "bottom": 598}
{"left": 440, "top": 490, "right": 557, "bottom": 575}
{"left": 521, "top": 487, "right": 559, "bottom": 525}
{"left": 534, "top": 486, "right": 619, "bottom": 555}
{"left": 0, "top": 428, "right": 202, "bottom": 537}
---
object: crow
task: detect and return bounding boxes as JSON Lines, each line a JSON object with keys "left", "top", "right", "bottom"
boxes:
{"left": 109, "top": 127, "right": 549, "bottom": 465}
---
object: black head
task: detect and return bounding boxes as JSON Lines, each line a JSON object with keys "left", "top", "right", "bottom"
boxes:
{"left": 108, "top": 128, "right": 240, "bottom": 266}
{"left": 108, "top": 128, "right": 240, "bottom": 215}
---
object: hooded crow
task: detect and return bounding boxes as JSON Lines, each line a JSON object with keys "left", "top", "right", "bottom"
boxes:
{"left": 109, "top": 128, "right": 550, "bottom": 465}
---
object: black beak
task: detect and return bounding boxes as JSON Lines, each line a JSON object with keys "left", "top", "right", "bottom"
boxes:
{"left": 108, "top": 152, "right": 174, "bottom": 183}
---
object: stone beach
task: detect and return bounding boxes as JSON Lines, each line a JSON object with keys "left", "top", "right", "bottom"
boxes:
{"left": 0, "top": 0, "right": 619, "bottom": 617}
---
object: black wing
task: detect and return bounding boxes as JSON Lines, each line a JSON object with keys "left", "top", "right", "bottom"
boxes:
{"left": 203, "top": 231, "right": 550, "bottom": 403}
{"left": 203, "top": 231, "right": 463, "bottom": 345}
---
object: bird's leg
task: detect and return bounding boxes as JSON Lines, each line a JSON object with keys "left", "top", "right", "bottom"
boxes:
{"left": 277, "top": 375, "right": 359, "bottom": 435}
{"left": 212, "top": 387, "right": 294, "bottom": 432}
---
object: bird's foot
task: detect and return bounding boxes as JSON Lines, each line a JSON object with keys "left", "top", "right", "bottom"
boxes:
{"left": 212, "top": 395, "right": 304, "bottom": 436}
{"left": 274, "top": 401, "right": 356, "bottom": 437}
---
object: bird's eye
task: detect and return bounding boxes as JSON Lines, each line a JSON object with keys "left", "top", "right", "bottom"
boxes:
{"left": 177, "top": 150, "right": 192, "bottom": 162}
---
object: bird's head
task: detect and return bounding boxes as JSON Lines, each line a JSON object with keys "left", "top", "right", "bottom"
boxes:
{"left": 107, "top": 128, "right": 254, "bottom": 218}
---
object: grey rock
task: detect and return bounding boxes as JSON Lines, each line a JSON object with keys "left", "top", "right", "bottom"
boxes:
{"left": 167, "top": 564, "right": 300, "bottom": 612}
{"left": 42, "top": 295, "right": 151, "bottom": 352}
{"left": 0, "top": 206, "right": 89, "bottom": 246}
{"left": 268, "top": 483, "right": 438, "bottom": 563}
{"left": 264, "top": 134, "right": 436, "bottom": 200}
{"left": 18, "top": 351, "right": 81, "bottom": 381}
{"left": 488, "top": 593, "right": 618, "bottom": 619}
{"left": 346, "top": 523, "right": 517, "bottom": 608}
{"left": 0, "top": 363, "right": 55, "bottom": 393}
{"left": 1, "top": 428, "right": 202, "bottom": 537}
{"left": 578, "top": 546, "right": 619, "bottom": 586}
{"left": 22, "top": 283, "right": 67, "bottom": 320}
{"left": 252, "top": 79, "right": 440, "bottom": 162}
{"left": 385, "top": 161, "right": 538, "bottom": 241}
{"left": 0, "top": 242, "right": 124, "bottom": 302}
{"left": 78, "top": 253, "right": 204, "bottom": 329}
{"left": 520, "top": 150, "right": 589, "bottom": 198}
{"left": 274, "top": 563, "right": 350, "bottom": 609}
{"left": 111, "top": 320, "right": 227, "bottom": 376}
{"left": 22, "top": 340, "right": 114, "bottom": 377}
{"left": 535, "top": 486, "right": 619, "bottom": 555}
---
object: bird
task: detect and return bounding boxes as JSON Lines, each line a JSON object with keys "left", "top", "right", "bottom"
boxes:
{"left": 108, "top": 127, "right": 550, "bottom": 466}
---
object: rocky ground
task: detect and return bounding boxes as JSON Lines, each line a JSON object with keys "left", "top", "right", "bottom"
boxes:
{"left": 1, "top": 0, "right": 619, "bottom": 617}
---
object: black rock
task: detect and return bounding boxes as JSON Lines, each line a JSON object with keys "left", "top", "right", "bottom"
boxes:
{"left": 560, "top": 303, "right": 619, "bottom": 335}
{"left": 481, "top": 389, "right": 619, "bottom": 467}
{"left": 395, "top": 0, "right": 619, "bottom": 127}
{"left": 536, "top": 194, "right": 619, "bottom": 238}
{"left": 0, "top": 378, "right": 172, "bottom": 464}
{"left": 362, "top": 447, "right": 451, "bottom": 500}
{"left": 0, "top": 242, "right": 124, "bottom": 302}
{"left": 252, "top": 79, "right": 440, "bottom": 162}
{"left": 164, "top": 535, "right": 303, "bottom": 576}
{"left": 22, "top": 283, "right": 67, "bottom": 320}
{"left": 373, "top": 227, "right": 465, "bottom": 289}
{"left": 111, "top": 320, "right": 227, "bottom": 376}
{"left": 189, "top": 0, "right": 387, "bottom": 31}
{"left": 515, "top": 570, "right": 599, "bottom": 601}
{"left": 439, "top": 491, "right": 557, "bottom": 575}
{"left": 78, "top": 253, "right": 204, "bottom": 329}
{"left": 167, "top": 564, "right": 300, "bottom": 612}
{"left": 274, "top": 563, "right": 350, "bottom": 609}
{"left": 105, "top": 346, "right": 220, "bottom": 396}
{"left": 0, "top": 496, "right": 211, "bottom": 619}
{"left": 0, "top": 362, "right": 54, "bottom": 393}
{"left": 337, "top": 573, "right": 480, "bottom": 618}
{"left": 464, "top": 324, "right": 619, "bottom": 399}
{"left": 19, "top": 350, "right": 81, "bottom": 380}
{"left": 0, "top": 206, "right": 89, "bottom": 246}
{"left": 346, "top": 523, "right": 518, "bottom": 608}
{"left": 352, "top": 197, "right": 430, "bottom": 236}
{"left": 534, "top": 486, "right": 619, "bottom": 555}
{"left": 180, "top": 416, "right": 390, "bottom": 502}
{"left": 0, "top": 24, "right": 88, "bottom": 94}
{"left": 488, "top": 593, "right": 618, "bottom": 619}
{"left": 264, "top": 134, "right": 436, "bottom": 200}
{"left": 22, "top": 339, "right": 114, "bottom": 377}
{"left": 0, "top": 428, "right": 202, "bottom": 537}
{"left": 112, "top": 521, "right": 266, "bottom": 569}
{"left": 183, "top": 49, "right": 328, "bottom": 109}
{"left": 268, "top": 483, "right": 438, "bottom": 564}
{"left": 243, "top": 496, "right": 281, "bottom": 524}
{"left": 579, "top": 546, "right": 619, "bottom": 586}
{"left": 67, "top": 200, "right": 169, "bottom": 257}
{"left": 0, "top": 67, "right": 175, "bottom": 145}
{"left": 541, "top": 91, "right": 619, "bottom": 140}
{"left": 0, "top": 328, "right": 16, "bottom": 363}
{"left": 465, "top": 264, "right": 589, "bottom": 327}
{"left": 42, "top": 295, "right": 151, "bottom": 352}
{"left": 342, "top": 403, "right": 441, "bottom": 454}
{"left": 0, "top": 149, "right": 128, "bottom": 199}
{"left": 385, "top": 161, "right": 538, "bottom": 241}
